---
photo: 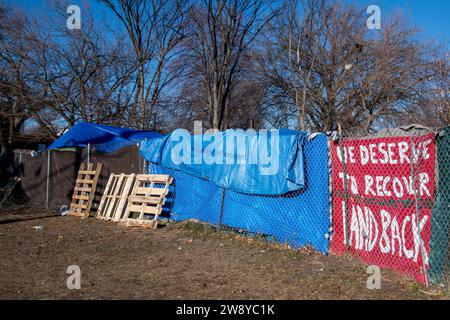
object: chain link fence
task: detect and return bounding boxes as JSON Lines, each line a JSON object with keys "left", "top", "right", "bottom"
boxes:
{"left": 7, "top": 144, "right": 144, "bottom": 211}
{"left": 149, "top": 133, "right": 332, "bottom": 253}
{"left": 429, "top": 127, "right": 450, "bottom": 286}
{"left": 330, "top": 127, "right": 444, "bottom": 285}
{"left": 3, "top": 126, "right": 450, "bottom": 287}
{"left": 150, "top": 127, "right": 449, "bottom": 286}
{"left": 8, "top": 149, "right": 86, "bottom": 210}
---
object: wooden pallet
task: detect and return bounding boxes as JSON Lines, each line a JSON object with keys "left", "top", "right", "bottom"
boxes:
{"left": 120, "top": 174, "right": 173, "bottom": 229}
{"left": 96, "top": 173, "right": 136, "bottom": 221}
{"left": 68, "top": 162, "right": 102, "bottom": 218}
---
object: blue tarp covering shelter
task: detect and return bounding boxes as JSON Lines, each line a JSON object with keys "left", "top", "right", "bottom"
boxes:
{"left": 147, "top": 132, "right": 331, "bottom": 253}
{"left": 48, "top": 122, "right": 331, "bottom": 253}
{"left": 48, "top": 122, "right": 161, "bottom": 153}
{"left": 140, "top": 128, "right": 307, "bottom": 195}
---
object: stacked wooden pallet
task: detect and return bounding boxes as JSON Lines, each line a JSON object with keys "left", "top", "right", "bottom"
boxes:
{"left": 68, "top": 162, "right": 102, "bottom": 218}
{"left": 96, "top": 174, "right": 135, "bottom": 222}
{"left": 96, "top": 174, "right": 173, "bottom": 229}
{"left": 121, "top": 174, "right": 173, "bottom": 229}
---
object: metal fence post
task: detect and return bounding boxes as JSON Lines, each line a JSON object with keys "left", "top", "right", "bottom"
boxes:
{"left": 45, "top": 149, "right": 51, "bottom": 209}
{"left": 217, "top": 187, "right": 226, "bottom": 228}
{"left": 409, "top": 133, "right": 430, "bottom": 287}
{"left": 87, "top": 143, "right": 91, "bottom": 165}
{"left": 143, "top": 159, "right": 147, "bottom": 174}
{"left": 337, "top": 125, "right": 350, "bottom": 252}
{"left": 136, "top": 142, "right": 148, "bottom": 174}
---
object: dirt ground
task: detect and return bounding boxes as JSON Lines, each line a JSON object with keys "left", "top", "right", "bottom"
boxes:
{"left": 0, "top": 208, "right": 448, "bottom": 300}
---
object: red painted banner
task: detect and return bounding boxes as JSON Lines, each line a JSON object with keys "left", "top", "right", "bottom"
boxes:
{"left": 330, "top": 133, "right": 436, "bottom": 283}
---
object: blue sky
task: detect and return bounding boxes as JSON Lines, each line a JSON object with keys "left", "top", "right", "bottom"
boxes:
{"left": 349, "top": 0, "right": 450, "bottom": 45}
{"left": 5, "top": 0, "right": 450, "bottom": 45}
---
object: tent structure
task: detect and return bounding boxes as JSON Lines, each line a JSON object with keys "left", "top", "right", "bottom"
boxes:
{"left": 48, "top": 122, "right": 161, "bottom": 153}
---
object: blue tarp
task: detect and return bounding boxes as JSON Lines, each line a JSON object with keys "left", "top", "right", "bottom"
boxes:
{"left": 48, "top": 122, "right": 161, "bottom": 153}
{"left": 140, "top": 128, "right": 307, "bottom": 195}
{"left": 149, "top": 133, "right": 331, "bottom": 253}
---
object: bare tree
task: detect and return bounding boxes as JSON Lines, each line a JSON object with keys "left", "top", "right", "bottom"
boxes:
{"left": 100, "top": 0, "right": 189, "bottom": 130}
{"left": 0, "top": 4, "right": 50, "bottom": 182}
{"left": 257, "top": 0, "right": 438, "bottom": 133}
{"left": 22, "top": 2, "right": 133, "bottom": 135}
{"left": 182, "top": 0, "right": 277, "bottom": 130}
{"left": 0, "top": 5, "right": 44, "bottom": 152}
{"left": 1, "top": 0, "right": 448, "bottom": 159}
{"left": 416, "top": 48, "right": 450, "bottom": 127}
